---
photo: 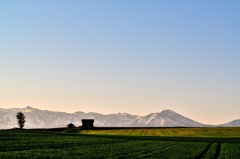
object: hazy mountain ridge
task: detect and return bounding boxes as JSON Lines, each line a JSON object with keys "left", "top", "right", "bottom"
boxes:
{"left": 0, "top": 106, "right": 239, "bottom": 129}
{"left": 219, "top": 119, "right": 240, "bottom": 127}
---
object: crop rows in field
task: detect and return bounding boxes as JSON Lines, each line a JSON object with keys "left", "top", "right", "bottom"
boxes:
{"left": 0, "top": 130, "right": 239, "bottom": 159}
{"left": 0, "top": 140, "right": 208, "bottom": 158}
{"left": 219, "top": 143, "right": 240, "bottom": 159}
{"left": 201, "top": 143, "right": 218, "bottom": 159}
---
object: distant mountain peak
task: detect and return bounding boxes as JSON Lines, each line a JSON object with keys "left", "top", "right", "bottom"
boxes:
{"left": 25, "top": 106, "right": 32, "bottom": 109}
{"left": 117, "top": 112, "right": 130, "bottom": 116}
{"left": 23, "top": 106, "right": 35, "bottom": 112}
{"left": 160, "top": 109, "right": 176, "bottom": 114}
{"left": 220, "top": 119, "right": 240, "bottom": 127}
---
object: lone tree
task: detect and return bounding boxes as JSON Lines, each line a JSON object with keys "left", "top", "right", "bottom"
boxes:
{"left": 16, "top": 111, "right": 26, "bottom": 129}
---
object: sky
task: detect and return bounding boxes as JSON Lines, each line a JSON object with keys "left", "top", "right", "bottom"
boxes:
{"left": 0, "top": 0, "right": 239, "bottom": 125}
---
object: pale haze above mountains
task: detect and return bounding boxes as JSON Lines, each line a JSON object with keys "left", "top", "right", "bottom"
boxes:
{"left": 0, "top": 106, "right": 239, "bottom": 129}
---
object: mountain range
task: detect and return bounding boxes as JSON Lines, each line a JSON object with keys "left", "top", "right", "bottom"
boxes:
{"left": 0, "top": 106, "right": 239, "bottom": 129}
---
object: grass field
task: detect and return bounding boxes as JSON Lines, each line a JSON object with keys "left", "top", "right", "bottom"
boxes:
{"left": 80, "top": 127, "right": 240, "bottom": 138}
{"left": 0, "top": 128, "right": 239, "bottom": 159}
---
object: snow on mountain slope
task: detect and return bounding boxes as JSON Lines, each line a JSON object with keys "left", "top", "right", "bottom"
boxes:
{"left": 136, "top": 110, "right": 205, "bottom": 127}
{"left": 219, "top": 119, "right": 240, "bottom": 127}
{"left": 0, "top": 106, "right": 139, "bottom": 129}
{"left": 0, "top": 106, "right": 239, "bottom": 129}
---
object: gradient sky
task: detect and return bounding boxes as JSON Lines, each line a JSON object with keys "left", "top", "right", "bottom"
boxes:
{"left": 0, "top": 0, "right": 239, "bottom": 124}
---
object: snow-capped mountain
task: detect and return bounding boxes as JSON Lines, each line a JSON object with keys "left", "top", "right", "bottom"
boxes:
{"left": 135, "top": 110, "right": 206, "bottom": 127}
{"left": 219, "top": 119, "right": 240, "bottom": 127}
{"left": 0, "top": 106, "right": 239, "bottom": 129}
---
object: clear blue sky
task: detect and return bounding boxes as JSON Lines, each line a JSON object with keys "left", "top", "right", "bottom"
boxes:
{"left": 0, "top": 0, "right": 239, "bottom": 124}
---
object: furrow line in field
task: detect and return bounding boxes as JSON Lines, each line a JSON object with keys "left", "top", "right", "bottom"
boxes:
{"left": 195, "top": 142, "right": 212, "bottom": 159}
{"left": 213, "top": 143, "right": 221, "bottom": 159}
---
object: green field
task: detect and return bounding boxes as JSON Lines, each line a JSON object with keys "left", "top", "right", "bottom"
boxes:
{"left": 0, "top": 128, "right": 239, "bottom": 159}
{"left": 80, "top": 127, "right": 240, "bottom": 138}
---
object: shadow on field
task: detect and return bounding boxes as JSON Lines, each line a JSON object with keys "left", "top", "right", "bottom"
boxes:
{"left": 17, "top": 127, "right": 240, "bottom": 144}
